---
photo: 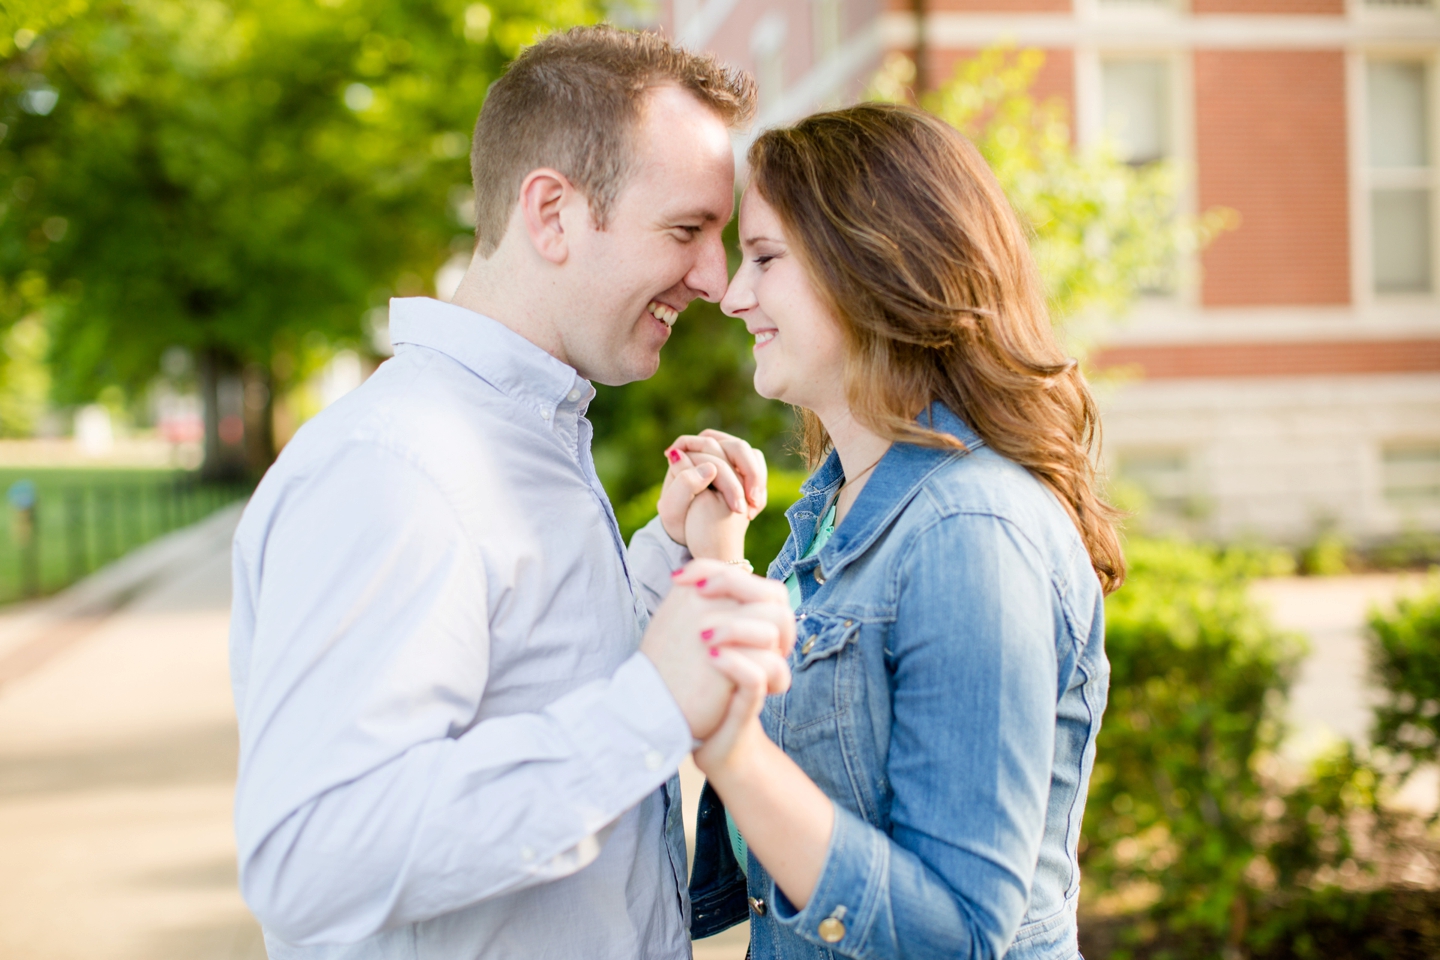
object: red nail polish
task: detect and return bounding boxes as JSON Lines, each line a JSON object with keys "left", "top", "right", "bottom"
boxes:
{"left": 701, "top": 628, "right": 715, "bottom": 641}
{"left": 695, "top": 579, "right": 707, "bottom": 589}
{"left": 671, "top": 569, "right": 684, "bottom": 578}
{"left": 708, "top": 647, "right": 720, "bottom": 658}
{"left": 666, "top": 449, "right": 681, "bottom": 463}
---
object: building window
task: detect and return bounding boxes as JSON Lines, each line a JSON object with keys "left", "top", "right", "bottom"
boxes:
{"left": 813, "top": 0, "right": 842, "bottom": 64}
{"left": 1101, "top": 58, "right": 1171, "bottom": 165}
{"left": 1366, "top": 59, "right": 1434, "bottom": 295}
{"left": 1382, "top": 445, "right": 1440, "bottom": 509}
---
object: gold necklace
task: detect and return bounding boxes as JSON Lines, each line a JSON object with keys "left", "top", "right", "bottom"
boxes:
{"left": 834, "top": 454, "right": 884, "bottom": 517}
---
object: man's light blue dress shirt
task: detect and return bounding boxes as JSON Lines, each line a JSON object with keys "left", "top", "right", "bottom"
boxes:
{"left": 229, "top": 297, "right": 694, "bottom": 959}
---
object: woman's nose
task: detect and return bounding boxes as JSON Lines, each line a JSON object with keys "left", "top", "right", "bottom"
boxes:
{"left": 720, "top": 272, "right": 754, "bottom": 318}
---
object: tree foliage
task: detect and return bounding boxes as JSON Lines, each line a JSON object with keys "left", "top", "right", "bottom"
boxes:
{"left": 0, "top": 0, "right": 599, "bottom": 466}
{"left": 871, "top": 47, "right": 1235, "bottom": 344}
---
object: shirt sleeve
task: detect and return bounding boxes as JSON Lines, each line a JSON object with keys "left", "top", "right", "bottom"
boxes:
{"left": 768, "top": 512, "right": 1059, "bottom": 960}
{"left": 627, "top": 514, "right": 692, "bottom": 617}
{"left": 231, "top": 443, "right": 693, "bottom": 946}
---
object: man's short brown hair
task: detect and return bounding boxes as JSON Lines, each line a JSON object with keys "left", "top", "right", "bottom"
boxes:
{"left": 469, "top": 25, "right": 756, "bottom": 257}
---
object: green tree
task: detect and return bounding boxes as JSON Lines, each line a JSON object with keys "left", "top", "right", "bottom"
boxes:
{"left": 0, "top": 313, "right": 49, "bottom": 436}
{"left": 0, "top": 0, "right": 598, "bottom": 475}
{"left": 871, "top": 47, "right": 1234, "bottom": 345}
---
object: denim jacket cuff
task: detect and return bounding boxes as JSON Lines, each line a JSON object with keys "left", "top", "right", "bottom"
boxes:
{"left": 769, "top": 802, "right": 883, "bottom": 953}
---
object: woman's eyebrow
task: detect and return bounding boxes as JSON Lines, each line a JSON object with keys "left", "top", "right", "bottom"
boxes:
{"left": 742, "top": 234, "right": 783, "bottom": 247}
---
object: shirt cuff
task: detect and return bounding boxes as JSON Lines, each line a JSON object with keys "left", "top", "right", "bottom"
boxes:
{"left": 768, "top": 801, "right": 882, "bottom": 952}
{"left": 628, "top": 515, "right": 693, "bottom": 614}
{"left": 544, "top": 651, "right": 694, "bottom": 792}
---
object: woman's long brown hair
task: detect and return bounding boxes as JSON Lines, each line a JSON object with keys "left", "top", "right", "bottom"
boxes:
{"left": 749, "top": 101, "right": 1125, "bottom": 593}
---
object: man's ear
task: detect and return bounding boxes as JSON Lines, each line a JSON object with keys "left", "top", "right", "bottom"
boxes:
{"left": 518, "top": 168, "right": 572, "bottom": 265}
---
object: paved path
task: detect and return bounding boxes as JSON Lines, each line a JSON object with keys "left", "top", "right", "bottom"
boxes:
{"left": 1253, "top": 572, "right": 1438, "bottom": 813}
{"left": 0, "top": 505, "right": 263, "bottom": 960}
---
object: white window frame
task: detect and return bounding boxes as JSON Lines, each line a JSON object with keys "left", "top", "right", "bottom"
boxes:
{"left": 1077, "top": 44, "right": 1197, "bottom": 306}
{"left": 1350, "top": 48, "right": 1440, "bottom": 307}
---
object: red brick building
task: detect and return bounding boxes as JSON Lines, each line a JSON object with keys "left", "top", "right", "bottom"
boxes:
{"left": 659, "top": 0, "right": 1440, "bottom": 545}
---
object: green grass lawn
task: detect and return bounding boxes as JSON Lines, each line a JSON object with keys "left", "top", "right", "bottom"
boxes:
{"left": 0, "top": 467, "right": 250, "bottom": 604}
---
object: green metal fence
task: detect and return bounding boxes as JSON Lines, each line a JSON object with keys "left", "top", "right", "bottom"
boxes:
{"left": 0, "top": 469, "right": 251, "bottom": 604}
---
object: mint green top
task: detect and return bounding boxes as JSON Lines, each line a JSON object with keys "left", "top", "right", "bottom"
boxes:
{"left": 725, "top": 502, "right": 838, "bottom": 878}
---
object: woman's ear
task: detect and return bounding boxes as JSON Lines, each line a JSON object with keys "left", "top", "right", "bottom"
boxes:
{"left": 517, "top": 168, "right": 571, "bottom": 264}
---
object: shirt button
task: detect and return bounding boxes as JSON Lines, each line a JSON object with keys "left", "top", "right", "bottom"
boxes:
{"left": 818, "top": 917, "right": 845, "bottom": 942}
{"left": 644, "top": 749, "right": 664, "bottom": 771}
{"left": 520, "top": 846, "right": 536, "bottom": 862}
{"left": 539, "top": 409, "right": 550, "bottom": 420}
{"left": 748, "top": 897, "right": 767, "bottom": 916}
{"left": 566, "top": 388, "right": 581, "bottom": 402}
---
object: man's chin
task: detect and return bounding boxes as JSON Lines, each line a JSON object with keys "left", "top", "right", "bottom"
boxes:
{"left": 589, "top": 350, "right": 663, "bottom": 387}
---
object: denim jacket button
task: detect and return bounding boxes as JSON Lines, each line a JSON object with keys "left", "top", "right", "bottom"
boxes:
{"left": 814, "top": 568, "right": 826, "bottom": 585}
{"left": 748, "top": 897, "right": 767, "bottom": 916}
{"left": 801, "top": 636, "right": 816, "bottom": 655}
{"left": 818, "top": 917, "right": 845, "bottom": 942}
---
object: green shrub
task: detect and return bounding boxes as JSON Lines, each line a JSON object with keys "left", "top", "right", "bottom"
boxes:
{"left": 1368, "top": 576, "right": 1440, "bottom": 799}
{"left": 1082, "top": 538, "right": 1373, "bottom": 956}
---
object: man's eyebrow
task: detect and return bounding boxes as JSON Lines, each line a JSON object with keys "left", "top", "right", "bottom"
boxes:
{"left": 662, "top": 208, "right": 722, "bottom": 223}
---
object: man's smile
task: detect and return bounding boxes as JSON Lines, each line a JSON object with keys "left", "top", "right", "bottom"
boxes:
{"left": 647, "top": 300, "right": 680, "bottom": 327}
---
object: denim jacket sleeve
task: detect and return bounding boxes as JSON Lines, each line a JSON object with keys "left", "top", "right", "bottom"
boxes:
{"left": 768, "top": 510, "right": 1059, "bottom": 960}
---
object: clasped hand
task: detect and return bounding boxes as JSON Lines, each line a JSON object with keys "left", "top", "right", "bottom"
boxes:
{"left": 639, "top": 430, "right": 783, "bottom": 765}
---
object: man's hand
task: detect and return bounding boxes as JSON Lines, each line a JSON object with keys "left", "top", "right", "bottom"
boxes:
{"left": 640, "top": 559, "right": 794, "bottom": 740}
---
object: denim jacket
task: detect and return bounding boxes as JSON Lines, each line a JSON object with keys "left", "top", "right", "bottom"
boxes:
{"left": 690, "top": 404, "right": 1109, "bottom": 960}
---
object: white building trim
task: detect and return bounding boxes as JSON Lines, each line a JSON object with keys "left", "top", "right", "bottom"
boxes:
{"left": 881, "top": 12, "right": 1440, "bottom": 51}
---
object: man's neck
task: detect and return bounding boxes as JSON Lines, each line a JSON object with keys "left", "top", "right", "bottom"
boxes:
{"left": 448, "top": 255, "right": 574, "bottom": 370}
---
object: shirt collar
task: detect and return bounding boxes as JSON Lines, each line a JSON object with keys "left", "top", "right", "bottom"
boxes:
{"left": 387, "top": 297, "right": 595, "bottom": 422}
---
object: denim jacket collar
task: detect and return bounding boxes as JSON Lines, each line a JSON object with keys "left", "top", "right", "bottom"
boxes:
{"left": 772, "top": 402, "right": 985, "bottom": 594}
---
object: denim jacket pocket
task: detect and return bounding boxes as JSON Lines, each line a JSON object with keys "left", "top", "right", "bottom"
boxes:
{"left": 781, "top": 614, "right": 861, "bottom": 735}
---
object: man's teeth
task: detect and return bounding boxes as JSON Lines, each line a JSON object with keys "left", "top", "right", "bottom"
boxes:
{"left": 647, "top": 301, "right": 679, "bottom": 327}
{"left": 754, "top": 330, "right": 775, "bottom": 345}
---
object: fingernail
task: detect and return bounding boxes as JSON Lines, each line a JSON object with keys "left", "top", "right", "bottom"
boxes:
{"left": 666, "top": 449, "right": 681, "bottom": 463}
{"left": 708, "top": 647, "right": 720, "bottom": 658}
{"left": 701, "top": 628, "right": 715, "bottom": 641}
{"left": 696, "top": 579, "right": 707, "bottom": 588}
{"left": 671, "top": 569, "right": 684, "bottom": 578}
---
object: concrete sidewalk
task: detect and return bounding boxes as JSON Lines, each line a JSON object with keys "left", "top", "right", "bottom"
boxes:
{"left": 1254, "top": 571, "right": 1439, "bottom": 813}
{"left": 0, "top": 504, "right": 263, "bottom": 960}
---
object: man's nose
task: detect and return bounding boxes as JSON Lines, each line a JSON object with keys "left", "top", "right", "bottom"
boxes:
{"left": 686, "top": 231, "right": 731, "bottom": 303}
